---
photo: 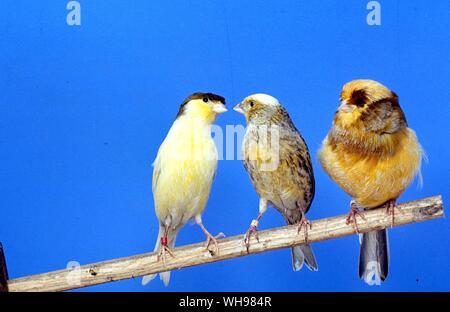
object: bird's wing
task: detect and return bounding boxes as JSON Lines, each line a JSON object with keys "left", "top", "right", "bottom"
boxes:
{"left": 364, "top": 99, "right": 407, "bottom": 134}
{"left": 278, "top": 129, "right": 315, "bottom": 215}
{"left": 242, "top": 122, "right": 315, "bottom": 223}
{"left": 152, "top": 150, "right": 162, "bottom": 194}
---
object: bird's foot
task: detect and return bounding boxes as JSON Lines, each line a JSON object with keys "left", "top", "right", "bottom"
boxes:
{"left": 297, "top": 213, "right": 312, "bottom": 243}
{"left": 197, "top": 222, "right": 225, "bottom": 255}
{"left": 385, "top": 199, "right": 398, "bottom": 228}
{"left": 346, "top": 201, "right": 366, "bottom": 233}
{"left": 157, "top": 236, "right": 175, "bottom": 266}
{"left": 244, "top": 221, "right": 259, "bottom": 253}
{"left": 204, "top": 231, "right": 225, "bottom": 255}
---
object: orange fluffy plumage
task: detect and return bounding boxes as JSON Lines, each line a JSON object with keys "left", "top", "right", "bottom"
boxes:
{"left": 319, "top": 79, "right": 423, "bottom": 285}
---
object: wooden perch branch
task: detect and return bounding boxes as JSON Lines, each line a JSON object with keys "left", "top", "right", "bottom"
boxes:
{"left": 5, "top": 195, "right": 444, "bottom": 292}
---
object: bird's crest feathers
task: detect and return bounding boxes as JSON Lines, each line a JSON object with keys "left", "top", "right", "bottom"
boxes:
{"left": 248, "top": 93, "right": 280, "bottom": 106}
{"left": 176, "top": 92, "right": 226, "bottom": 122}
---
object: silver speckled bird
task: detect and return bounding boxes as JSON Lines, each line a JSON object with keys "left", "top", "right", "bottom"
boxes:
{"left": 234, "top": 94, "right": 318, "bottom": 272}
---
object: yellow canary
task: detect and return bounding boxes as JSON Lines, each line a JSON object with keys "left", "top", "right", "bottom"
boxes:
{"left": 319, "top": 80, "right": 423, "bottom": 285}
{"left": 142, "top": 92, "right": 227, "bottom": 286}
{"left": 234, "top": 94, "right": 318, "bottom": 272}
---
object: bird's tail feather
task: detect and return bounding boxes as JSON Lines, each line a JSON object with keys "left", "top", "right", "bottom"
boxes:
{"left": 359, "top": 229, "right": 389, "bottom": 285}
{"left": 291, "top": 244, "right": 318, "bottom": 272}
{"left": 142, "top": 225, "right": 178, "bottom": 287}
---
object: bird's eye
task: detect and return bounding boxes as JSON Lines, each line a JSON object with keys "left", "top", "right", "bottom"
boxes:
{"left": 249, "top": 101, "right": 255, "bottom": 107}
{"left": 203, "top": 97, "right": 209, "bottom": 103}
{"left": 355, "top": 98, "right": 365, "bottom": 107}
{"left": 351, "top": 90, "right": 367, "bottom": 107}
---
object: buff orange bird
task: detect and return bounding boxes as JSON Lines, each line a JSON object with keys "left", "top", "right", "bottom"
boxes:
{"left": 319, "top": 80, "right": 423, "bottom": 285}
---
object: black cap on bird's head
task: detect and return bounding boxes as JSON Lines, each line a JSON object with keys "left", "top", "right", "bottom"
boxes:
{"left": 183, "top": 92, "right": 225, "bottom": 105}
{"left": 177, "top": 92, "right": 226, "bottom": 119}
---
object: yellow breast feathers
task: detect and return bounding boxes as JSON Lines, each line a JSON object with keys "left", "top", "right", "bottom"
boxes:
{"left": 319, "top": 127, "right": 422, "bottom": 208}
{"left": 153, "top": 118, "right": 218, "bottom": 222}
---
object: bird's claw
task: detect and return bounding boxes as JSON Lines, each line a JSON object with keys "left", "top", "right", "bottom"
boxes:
{"left": 205, "top": 232, "right": 225, "bottom": 255}
{"left": 297, "top": 216, "right": 312, "bottom": 243}
{"left": 244, "top": 225, "right": 259, "bottom": 252}
{"left": 346, "top": 202, "right": 366, "bottom": 233}
{"left": 385, "top": 200, "right": 398, "bottom": 228}
{"left": 157, "top": 245, "right": 175, "bottom": 266}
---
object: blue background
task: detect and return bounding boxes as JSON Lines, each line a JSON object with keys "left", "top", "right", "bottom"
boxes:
{"left": 0, "top": 0, "right": 449, "bottom": 292}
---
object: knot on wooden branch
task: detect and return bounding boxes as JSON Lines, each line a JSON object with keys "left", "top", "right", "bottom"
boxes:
{"left": 412, "top": 195, "right": 444, "bottom": 219}
{"left": 419, "top": 205, "right": 442, "bottom": 217}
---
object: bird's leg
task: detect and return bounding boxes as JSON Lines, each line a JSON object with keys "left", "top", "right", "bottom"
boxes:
{"left": 157, "top": 231, "right": 175, "bottom": 266}
{"left": 385, "top": 199, "right": 398, "bottom": 228}
{"left": 199, "top": 223, "right": 225, "bottom": 255}
{"left": 196, "top": 218, "right": 225, "bottom": 255}
{"left": 346, "top": 200, "right": 366, "bottom": 233}
{"left": 297, "top": 211, "right": 312, "bottom": 243}
{"left": 244, "top": 218, "right": 261, "bottom": 251}
{"left": 244, "top": 198, "right": 268, "bottom": 252}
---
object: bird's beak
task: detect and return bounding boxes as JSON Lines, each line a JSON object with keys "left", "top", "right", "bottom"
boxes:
{"left": 212, "top": 103, "right": 227, "bottom": 114}
{"left": 233, "top": 103, "right": 245, "bottom": 115}
{"left": 337, "top": 100, "right": 354, "bottom": 113}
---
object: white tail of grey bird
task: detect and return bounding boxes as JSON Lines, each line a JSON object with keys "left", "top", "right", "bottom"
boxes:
{"left": 142, "top": 226, "right": 178, "bottom": 287}
{"left": 359, "top": 229, "right": 390, "bottom": 285}
{"left": 292, "top": 244, "right": 318, "bottom": 272}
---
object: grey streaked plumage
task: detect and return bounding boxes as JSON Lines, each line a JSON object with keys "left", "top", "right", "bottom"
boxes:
{"left": 235, "top": 94, "right": 318, "bottom": 271}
